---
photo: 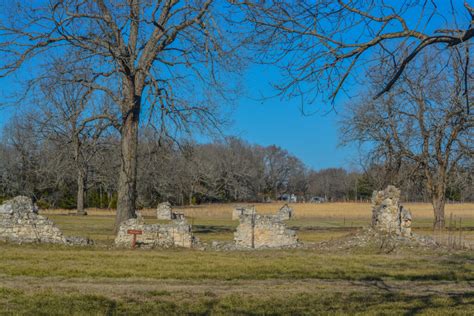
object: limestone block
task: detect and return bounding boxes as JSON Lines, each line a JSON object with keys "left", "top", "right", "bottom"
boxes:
{"left": 115, "top": 217, "right": 197, "bottom": 249}
{"left": 232, "top": 206, "right": 255, "bottom": 220}
{"left": 371, "top": 186, "right": 413, "bottom": 237}
{"left": 156, "top": 202, "right": 174, "bottom": 220}
{"left": 234, "top": 213, "right": 298, "bottom": 249}
{"left": 0, "top": 196, "right": 92, "bottom": 245}
{"left": 277, "top": 204, "right": 293, "bottom": 220}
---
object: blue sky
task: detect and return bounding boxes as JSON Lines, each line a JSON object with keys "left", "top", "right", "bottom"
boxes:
{"left": 0, "top": 65, "right": 356, "bottom": 170}
{"left": 227, "top": 63, "right": 357, "bottom": 170}
{"left": 0, "top": 1, "right": 465, "bottom": 171}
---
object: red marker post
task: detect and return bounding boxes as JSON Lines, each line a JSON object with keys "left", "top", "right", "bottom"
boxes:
{"left": 127, "top": 229, "right": 143, "bottom": 249}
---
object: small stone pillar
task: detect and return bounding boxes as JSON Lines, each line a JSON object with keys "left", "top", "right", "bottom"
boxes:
{"left": 371, "top": 185, "right": 412, "bottom": 237}
{"left": 277, "top": 204, "right": 293, "bottom": 220}
{"left": 156, "top": 202, "right": 173, "bottom": 220}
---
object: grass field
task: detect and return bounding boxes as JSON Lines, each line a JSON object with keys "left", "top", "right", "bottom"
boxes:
{"left": 1, "top": 202, "right": 473, "bottom": 314}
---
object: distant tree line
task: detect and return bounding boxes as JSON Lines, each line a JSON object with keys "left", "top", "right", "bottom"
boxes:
{"left": 1, "top": 119, "right": 472, "bottom": 209}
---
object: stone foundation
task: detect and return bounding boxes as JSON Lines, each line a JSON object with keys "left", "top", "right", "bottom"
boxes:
{"left": 371, "top": 185, "right": 412, "bottom": 237}
{"left": 0, "top": 196, "right": 90, "bottom": 245}
{"left": 115, "top": 217, "right": 198, "bottom": 249}
{"left": 234, "top": 211, "right": 298, "bottom": 249}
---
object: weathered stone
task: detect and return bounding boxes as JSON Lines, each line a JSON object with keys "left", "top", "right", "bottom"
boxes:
{"left": 277, "top": 204, "right": 293, "bottom": 220}
{"left": 115, "top": 217, "right": 198, "bottom": 249}
{"left": 234, "top": 211, "right": 298, "bottom": 249}
{"left": 0, "top": 196, "right": 91, "bottom": 245}
{"left": 232, "top": 205, "right": 255, "bottom": 220}
{"left": 371, "top": 185, "right": 412, "bottom": 237}
{"left": 156, "top": 202, "right": 173, "bottom": 220}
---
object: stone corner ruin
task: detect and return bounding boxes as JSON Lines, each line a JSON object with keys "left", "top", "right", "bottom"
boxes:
{"left": 116, "top": 211, "right": 198, "bottom": 249}
{"left": 233, "top": 205, "right": 298, "bottom": 249}
{"left": 156, "top": 201, "right": 185, "bottom": 220}
{"left": 0, "top": 196, "right": 91, "bottom": 245}
{"left": 371, "top": 185, "right": 412, "bottom": 237}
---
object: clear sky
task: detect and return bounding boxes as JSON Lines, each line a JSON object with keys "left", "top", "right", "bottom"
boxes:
{"left": 227, "top": 64, "right": 357, "bottom": 170}
{"left": 0, "top": 66, "right": 356, "bottom": 171}
{"left": 0, "top": 1, "right": 464, "bottom": 171}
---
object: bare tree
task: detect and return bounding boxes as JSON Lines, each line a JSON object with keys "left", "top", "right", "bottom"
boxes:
{"left": 341, "top": 51, "right": 473, "bottom": 229}
{"left": 241, "top": 1, "right": 474, "bottom": 103}
{"left": 0, "top": 1, "right": 245, "bottom": 229}
{"left": 30, "top": 58, "right": 113, "bottom": 215}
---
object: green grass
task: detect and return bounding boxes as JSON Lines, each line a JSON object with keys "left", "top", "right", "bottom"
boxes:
{"left": 0, "top": 243, "right": 472, "bottom": 281}
{"left": 1, "top": 286, "right": 473, "bottom": 315}
{"left": 1, "top": 212, "right": 473, "bottom": 314}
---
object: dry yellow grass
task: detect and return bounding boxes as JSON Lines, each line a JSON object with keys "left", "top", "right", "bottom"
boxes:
{"left": 41, "top": 202, "right": 474, "bottom": 221}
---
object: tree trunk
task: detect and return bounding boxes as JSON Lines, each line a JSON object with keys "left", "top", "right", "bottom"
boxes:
{"left": 115, "top": 96, "right": 141, "bottom": 231}
{"left": 432, "top": 193, "right": 446, "bottom": 230}
{"left": 76, "top": 169, "right": 87, "bottom": 216}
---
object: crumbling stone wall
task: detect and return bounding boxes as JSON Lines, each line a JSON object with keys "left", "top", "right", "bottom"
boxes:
{"left": 115, "top": 217, "right": 197, "bottom": 249}
{"left": 232, "top": 205, "right": 256, "bottom": 220}
{"left": 156, "top": 202, "right": 184, "bottom": 220}
{"left": 0, "top": 196, "right": 89, "bottom": 245}
{"left": 372, "top": 185, "right": 412, "bottom": 237}
{"left": 156, "top": 202, "right": 173, "bottom": 219}
{"left": 234, "top": 213, "right": 298, "bottom": 249}
{"left": 277, "top": 204, "right": 293, "bottom": 220}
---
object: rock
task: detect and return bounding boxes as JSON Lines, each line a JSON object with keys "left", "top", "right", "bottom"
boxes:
{"left": 156, "top": 202, "right": 173, "bottom": 220}
{"left": 65, "top": 236, "right": 94, "bottom": 246}
{"left": 115, "top": 217, "right": 198, "bottom": 249}
{"left": 0, "top": 196, "right": 90, "bottom": 246}
{"left": 234, "top": 211, "right": 299, "bottom": 249}
{"left": 232, "top": 205, "right": 255, "bottom": 220}
{"left": 277, "top": 204, "right": 293, "bottom": 220}
{"left": 371, "top": 185, "right": 412, "bottom": 237}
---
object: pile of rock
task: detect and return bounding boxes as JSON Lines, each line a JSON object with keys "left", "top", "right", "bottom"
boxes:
{"left": 234, "top": 206, "right": 299, "bottom": 249}
{"left": 115, "top": 217, "right": 198, "bottom": 249}
{"left": 371, "top": 185, "right": 412, "bottom": 237}
{"left": 0, "top": 196, "right": 90, "bottom": 245}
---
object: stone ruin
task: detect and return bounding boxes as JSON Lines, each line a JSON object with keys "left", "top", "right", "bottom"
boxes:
{"left": 232, "top": 205, "right": 256, "bottom": 220}
{"left": 277, "top": 204, "right": 293, "bottom": 220}
{"left": 371, "top": 185, "right": 412, "bottom": 237}
{"left": 232, "top": 204, "right": 292, "bottom": 221}
{"left": 115, "top": 216, "right": 198, "bottom": 249}
{"left": 156, "top": 201, "right": 184, "bottom": 220}
{"left": 233, "top": 205, "right": 298, "bottom": 249}
{"left": 0, "top": 196, "right": 90, "bottom": 245}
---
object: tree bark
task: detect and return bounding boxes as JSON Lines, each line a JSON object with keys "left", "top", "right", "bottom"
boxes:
{"left": 432, "top": 191, "right": 446, "bottom": 230}
{"left": 115, "top": 95, "right": 141, "bottom": 230}
{"left": 76, "top": 169, "right": 87, "bottom": 216}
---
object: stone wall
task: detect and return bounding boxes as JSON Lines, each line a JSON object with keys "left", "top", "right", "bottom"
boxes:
{"left": 277, "top": 204, "right": 293, "bottom": 220}
{"left": 371, "top": 185, "right": 412, "bottom": 237}
{"left": 156, "top": 202, "right": 173, "bottom": 220}
{"left": 115, "top": 217, "right": 197, "bottom": 249}
{"left": 234, "top": 213, "right": 298, "bottom": 249}
{"left": 232, "top": 205, "right": 255, "bottom": 220}
{"left": 0, "top": 196, "right": 90, "bottom": 245}
{"left": 156, "top": 202, "right": 185, "bottom": 220}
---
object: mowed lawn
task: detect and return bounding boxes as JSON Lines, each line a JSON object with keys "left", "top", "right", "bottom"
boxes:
{"left": 1, "top": 202, "right": 473, "bottom": 314}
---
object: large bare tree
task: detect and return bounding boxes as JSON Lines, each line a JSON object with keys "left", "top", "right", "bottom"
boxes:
{"left": 0, "top": 1, "right": 244, "bottom": 229}
{"left": 341, "top": 51, "right": 473, "bottom": 229}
